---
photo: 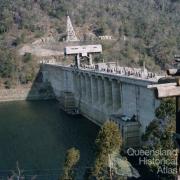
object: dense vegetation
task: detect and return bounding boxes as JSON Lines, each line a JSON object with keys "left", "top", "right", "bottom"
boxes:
{"left": 142, "top": 98, "right": 176, "bottom": 179}
{"left": 92, "top": 121, "right": 122, "bottom": 179}
{"left": 0, "top": 0, "right": 179, "bottom": 88}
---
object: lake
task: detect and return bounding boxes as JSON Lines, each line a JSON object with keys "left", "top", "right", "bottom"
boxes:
{"left": 0, "top": 100, "right": 99, "bottom": 179}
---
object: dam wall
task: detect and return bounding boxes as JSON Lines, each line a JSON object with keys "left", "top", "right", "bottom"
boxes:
{"left": 41, "top": 64, "right": 160, "bottom": 132}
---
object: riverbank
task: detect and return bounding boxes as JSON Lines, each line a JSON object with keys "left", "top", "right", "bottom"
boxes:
{"left": 0, "top": 82, "right": 55, "bottom": 102}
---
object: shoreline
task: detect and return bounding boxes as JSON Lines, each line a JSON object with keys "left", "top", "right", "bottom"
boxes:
{"left": 0, "top": 83, "right": 55, "bottom": 102}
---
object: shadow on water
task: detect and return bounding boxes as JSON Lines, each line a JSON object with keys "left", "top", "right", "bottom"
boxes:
{"left": 0, "top": 68, "right": 100, "bottom": 179}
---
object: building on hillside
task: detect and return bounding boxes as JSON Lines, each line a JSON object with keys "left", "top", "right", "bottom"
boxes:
{"left": 99, "top": 35, "right": 113, "bottom": 40}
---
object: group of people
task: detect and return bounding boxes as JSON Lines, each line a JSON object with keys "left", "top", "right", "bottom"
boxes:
{"left": 72, "top": 63, "right": 156, "bottom": 79}
{"left": 99, "top": 66, "right": 156, "bottom": 79}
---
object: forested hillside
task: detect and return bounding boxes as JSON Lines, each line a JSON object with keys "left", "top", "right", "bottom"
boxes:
{"left": 0, "top": 0, "right": 179, "bottom": 88}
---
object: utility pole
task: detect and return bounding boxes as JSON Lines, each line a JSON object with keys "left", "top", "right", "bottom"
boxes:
{"left": 148, "top": 55, "right": 180, "bottom": 179}
{"left": 176, "top": 96, "right": 180, "bottom": 177}
{"left": 108, "top": 154, "right": 113, "bottom": 180}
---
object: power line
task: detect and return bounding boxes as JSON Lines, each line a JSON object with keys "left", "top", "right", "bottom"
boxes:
{"left": 0, "top": 166, "right": 93, "bottom": 172}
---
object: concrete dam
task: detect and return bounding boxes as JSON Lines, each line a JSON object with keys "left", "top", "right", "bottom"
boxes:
{"left": 41, "top": 63, "right": 160, "bottom": 136}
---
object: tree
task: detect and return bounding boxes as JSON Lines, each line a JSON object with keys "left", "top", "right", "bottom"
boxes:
{"left": 61, "top": 147, "right": 80, "bottom": 180}
{"left": 92, "top": 121, "right": 122, "bottom": 179}
{"left": 142, "top": 99, "right": 176, "bottom": 179}
{"left": 8, "top": 161, "right": 37, "bottom": 180}
{"left": 155, "top": 98, "right": 176, "bottom": 119}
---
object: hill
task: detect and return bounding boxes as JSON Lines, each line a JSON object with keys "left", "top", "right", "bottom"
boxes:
{"left": 0, "top": 0, "right": 179, "bottom": 88}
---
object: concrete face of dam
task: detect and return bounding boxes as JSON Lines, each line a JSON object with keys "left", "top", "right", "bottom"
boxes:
{"left": 41, "top": 64, "right": 160, "bottom": 133}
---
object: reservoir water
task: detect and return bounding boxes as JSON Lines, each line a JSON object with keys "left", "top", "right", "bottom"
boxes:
{"left": 0, "top": 100, "right": 99, "bottom": 179}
